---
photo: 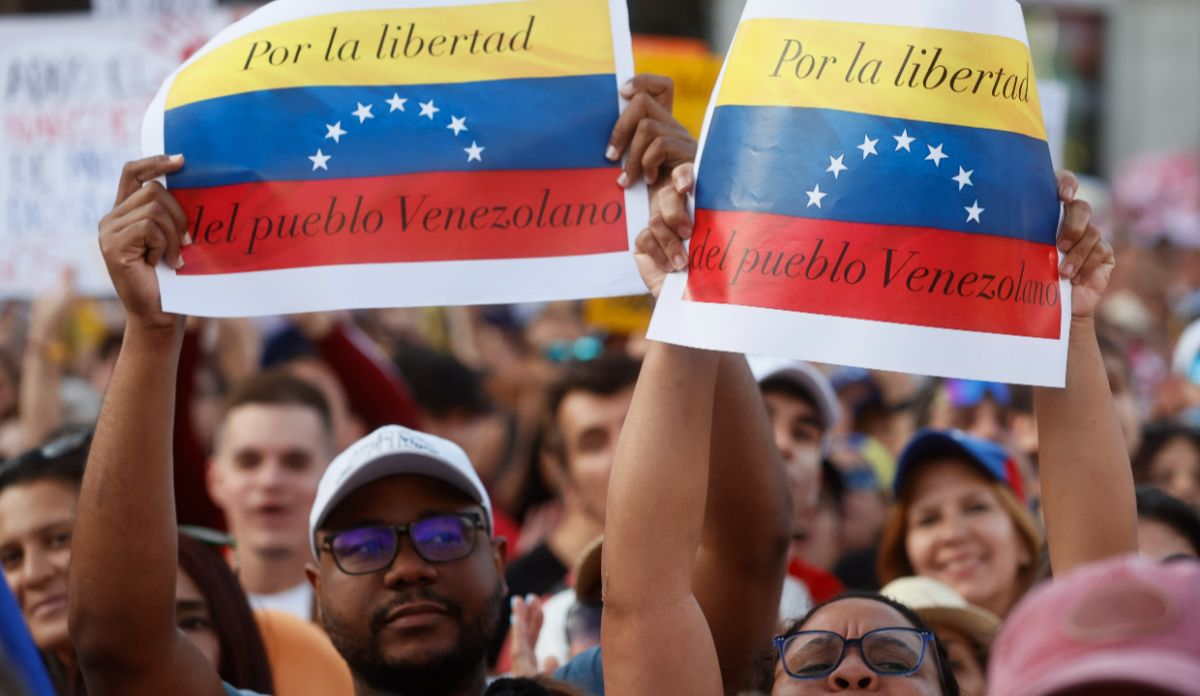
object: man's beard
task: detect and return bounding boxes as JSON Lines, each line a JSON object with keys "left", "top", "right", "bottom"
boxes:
{"left": 323, "top": 583, "right": 505, "bottom": 696}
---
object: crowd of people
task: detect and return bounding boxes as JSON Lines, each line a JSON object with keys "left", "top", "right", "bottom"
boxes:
{"left": 0, "top": 73, "right": 1197, "bottom": 696}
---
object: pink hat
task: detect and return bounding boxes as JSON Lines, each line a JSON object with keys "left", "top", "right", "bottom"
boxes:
{"left": 989, "top": 556, "right": 1200, "bottom": 696}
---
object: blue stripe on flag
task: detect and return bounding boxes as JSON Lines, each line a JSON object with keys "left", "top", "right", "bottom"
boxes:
{"left": 165, "top": 74, "right": 618, "bottom": 189}
{"left": 696, "top": 105, "right": 1060, "bottom": 244}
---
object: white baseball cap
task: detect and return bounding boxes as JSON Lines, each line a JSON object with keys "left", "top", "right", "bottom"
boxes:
{"left": 747, "top": 355, "right": 840, "bottom": 432}
{"left": 308, "top": 425, "right": 493, "bottom": 558}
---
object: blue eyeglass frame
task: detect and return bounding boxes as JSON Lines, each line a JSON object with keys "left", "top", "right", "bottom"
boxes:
{"left": 320, "top": 512, "right": 487, "bottom": 575}
{"left": 773, "top": 627, "right": 937, "bottom": 680}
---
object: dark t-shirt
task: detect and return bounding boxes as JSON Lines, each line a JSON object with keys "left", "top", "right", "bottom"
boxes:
{"left": 505, "top": 541, "right": 569, "bottom": 596}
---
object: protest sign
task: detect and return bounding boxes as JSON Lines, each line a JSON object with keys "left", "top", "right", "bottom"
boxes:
{"left": 649, "top": 0, "right": 1069, "bottom": 387}
{"left": 143, "top": 0, "right": 645, "bottom": 317}
{"left": 0, "top": 12, "right": 232, "bottom": 299}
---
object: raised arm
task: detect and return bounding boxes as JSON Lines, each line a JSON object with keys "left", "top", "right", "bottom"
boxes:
{"left": 18, "top": 271, "right": 75, "bottom": 450}
{"left": 605, "top": 74, "right": 791, "bottom": 695}
{"left": 1033, "top": 172, "right": 1137, "bottom": 575}
{"left": 69, "top": 155, "right": 225, "bottom": 696}
{"left": 696, "top": 353, "right": 792, "bottom": 694}
{"left": 600, "top": 340, "right": 722, "bottom": 696}
{"left": 292, "top": 312, "right": 421, "bottom": 429}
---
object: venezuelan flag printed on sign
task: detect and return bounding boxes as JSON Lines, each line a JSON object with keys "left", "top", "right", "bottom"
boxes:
{"left": 164, "top": 0, "right": 627, "bottom": 275}
{"left": 687, "top": 16, "right": 1061, "bottom": 339}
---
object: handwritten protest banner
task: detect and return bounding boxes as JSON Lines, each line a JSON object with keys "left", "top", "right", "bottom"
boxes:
{"left": 0, "top": 13, "right": 232, "bottom": 299}
{"left": 649, "top": 0, "right": 1069, "bottom": 386}
{"left": 143, "top": 0, "right": 645, "bottom": 317}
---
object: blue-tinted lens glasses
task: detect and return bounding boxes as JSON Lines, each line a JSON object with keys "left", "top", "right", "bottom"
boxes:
{"left": 323, "top": 513, "right": 484, "bottom": 574}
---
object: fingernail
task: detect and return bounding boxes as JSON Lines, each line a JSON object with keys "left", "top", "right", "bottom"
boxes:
{"left": 617, "top": 172, "right": 628, "bottom": 188}
{"left": 1058, "top": 239, "right": 1071, "bottom": 252}
{"left": 1060, "top": 262, "right": 1074, "bottom": 278}
{"left": 168, "top": 153, "right": 183, "bottom": 163}
{"left": 606, "top": 145, "right": 620, "bottom": 161}
{"left": 510, "top": 596, "right": 519, "bottom": 609}
{"left": 619, "top": 80, "right": 635, "bottom": 98}
{"left": 173, "top": 256, "right": 185, "bottom": 270}
{"left": 673, "top": 254, "right": 687, "bottom": 271}
{"left": 1060, "top": 185, "right": 1075, "bottom": 201}
{"left": 674, "top": 172, "right": 693, "bottom": 193}
{"left": 525, "top": 593, "right": 536, "bottom": 603}
{"left": 677, "top": 225, "right": 692, "bottom": 240}
{"left": 182, "top": 233, "right": 193, "bottom": 246}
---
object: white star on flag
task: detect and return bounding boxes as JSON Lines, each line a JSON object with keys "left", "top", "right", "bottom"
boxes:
{"left": 386, "top": 93, "right": 407, "bottom": 112}
{"left": 447, "top": 116, "right": 468, "bottom": 136}
{"left": 893, "top": 129, "right": 915, "bottom": 152}
{"left": 352, "top": 102, "right": 374, "bottom": 123}
{"left": 826, "top": 154, "right": 848, "bottom": 179}
{"left": 857, "top": 135, "right": 879, "bottom": 159}
{"left": 953, "top": 167, "right": 975, "bottom": 190}
{"left": 806, "top": 183, "right": 827, "bottom": 208}
{"left": 308, "top": 148, "right": 331, "bottom": 171}
{"left": 965, "top": 200, "right": 985, "bottom": 223}
{"left": 324, "top": 122, "right": 346, "bottom": 143}
{"left": 419, "top": 100, "right": 441, "bottom": 119}
{"left": 464, "top": 141, "right": 485, "bottom": 162}
{"left": 925, "top": 143, "right": 948, "bottom": 167}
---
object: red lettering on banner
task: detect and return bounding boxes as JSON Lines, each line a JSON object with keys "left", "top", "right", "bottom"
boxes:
{"left": 172, "top": 167, "right": 626, "bottom": 274}
{"left": 685, "top": 209, "right": 1061, "bottom": 339}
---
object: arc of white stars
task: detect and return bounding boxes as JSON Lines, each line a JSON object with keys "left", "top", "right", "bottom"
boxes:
{"left": 893, "top": 129, "right": 915, "bottom": 152}
{"left": 953, "top": 167, "right": 974, "bottom": 191}
{"left": 925, "top": 143, "right": 947, "bottom": 167}
{"left": 464, "top": 141, "right": 485, "bottom": 162}
{"left": 965, "top": 200, "right": 985, "bottom": 223}
{"left": 805, "top": 183, "right": 827, "bottom": 208}
{"left": 324, "top": 122, "right": 346, "bottom": 143}
{"left": 308, "top": 148, "right": 330, "bottom": 171}
{"left": 419, "top": 100, "right": 441, "bottom": 119}
{"left": 856, "top": 135, "right": 879, "bottom": 159}
{"left": 447, "top": 116, "right": 468, "bottom": 136}
{"left": 826, "top": 154, "right": 848, "bottom": 179}
{"left": 386, "top": 93, "right": 407, "bottom": 112}
{"left": 352, "top": 102, "right": 374, "bottom": 123}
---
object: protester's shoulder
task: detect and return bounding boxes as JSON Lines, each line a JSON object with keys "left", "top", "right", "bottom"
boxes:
{"left": 224, "top": 684, "right": 270, "bottom": 696}
{"left": 554, "top": 645, "right": 604, "bottom": 696}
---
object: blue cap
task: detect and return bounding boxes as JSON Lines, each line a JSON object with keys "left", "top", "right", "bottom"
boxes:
{"left": 894, "top": 429, "right": 1023, "bottom": 502}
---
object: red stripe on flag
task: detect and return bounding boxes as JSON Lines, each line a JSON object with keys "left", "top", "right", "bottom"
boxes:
{"left": 685, "top": 209, "right": 1062, "bottom": 339}
{"left": 174, "top": 168, "right": 627, "bottom": 274}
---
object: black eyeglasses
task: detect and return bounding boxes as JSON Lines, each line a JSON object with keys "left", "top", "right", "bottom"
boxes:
{"left": 320, "top": 513, "right": 487, "bottom": 575}
{"left": 774, "top": 627, "right": 936, "bottom": 680}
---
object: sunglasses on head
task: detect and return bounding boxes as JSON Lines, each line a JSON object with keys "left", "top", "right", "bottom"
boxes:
{"left": 943, "top": 379, "right": 1011, "bottom": 408}
{"left": 320, "top": 512, "right": 488, "bottom": 575}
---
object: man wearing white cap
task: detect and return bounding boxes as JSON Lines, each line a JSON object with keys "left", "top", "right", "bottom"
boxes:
{"left": 66, "top": 156, "right": 513, "bottom": 696}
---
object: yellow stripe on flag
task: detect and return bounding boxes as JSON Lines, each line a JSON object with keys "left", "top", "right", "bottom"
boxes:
{"left": 168, "top": 0, "right": 614, "bottom": 110}
{"left": 718, "top": 19, "right": 1046, "bottom": 141}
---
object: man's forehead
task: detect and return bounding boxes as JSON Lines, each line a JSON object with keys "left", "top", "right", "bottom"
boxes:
{"left": 219, "top": 403, "right": 328, "bottom": 448}
{"left": 557, "top": 387, "right": 634, "bottom": 425}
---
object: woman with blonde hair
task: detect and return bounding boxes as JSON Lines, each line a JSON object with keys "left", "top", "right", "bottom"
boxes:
{"left": 876, "top": 430, "right": 1044, "bottom": 617}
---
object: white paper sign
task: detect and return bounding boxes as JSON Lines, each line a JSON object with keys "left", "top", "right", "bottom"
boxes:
{"left": 0, "top": 12, "right": 234, "bottom": 299}
{"left": 142, "top": 0, "right": 646, "bottom": 317}
{"left": 649, "top": 0, "right": 1070, "bottom": 387}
